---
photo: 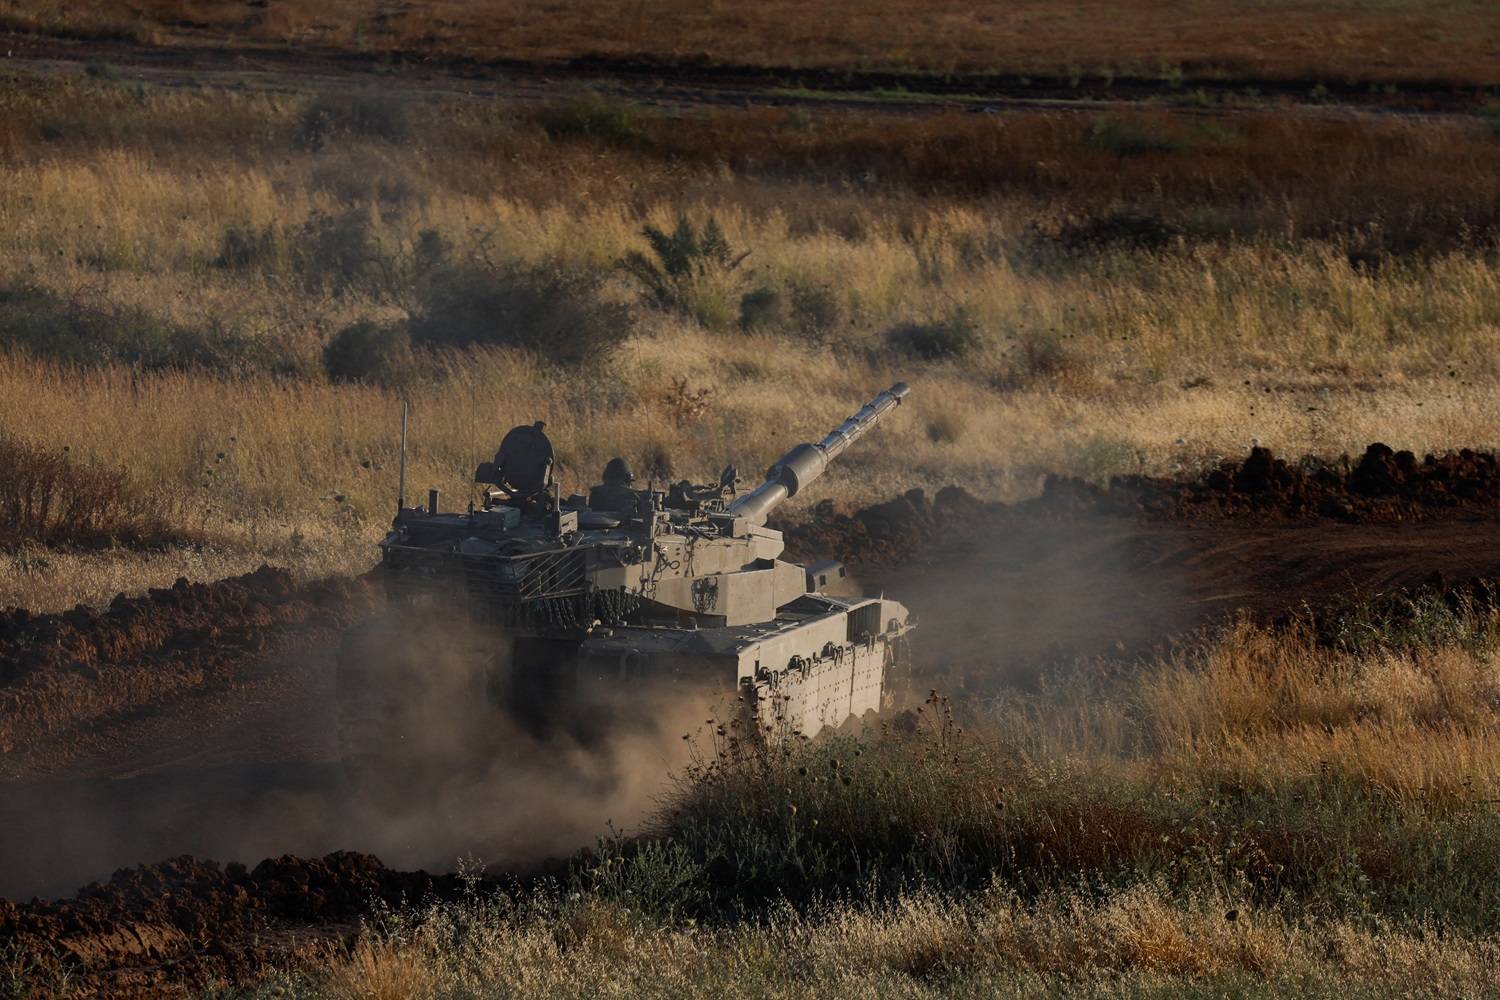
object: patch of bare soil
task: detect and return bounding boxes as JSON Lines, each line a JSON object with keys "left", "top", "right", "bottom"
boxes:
{"left": 778, "top": 443, "right": 1500, "bottom": 567}
{"left": 0, "top": 29, "right": 1487, "bottom": 117}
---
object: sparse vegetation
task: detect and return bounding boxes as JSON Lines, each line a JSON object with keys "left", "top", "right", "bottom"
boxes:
{"left": 0, "top": 434, "right": 178, "bottom": 550}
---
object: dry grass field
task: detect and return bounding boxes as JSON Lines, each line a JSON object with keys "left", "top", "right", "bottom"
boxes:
{"left": 2, "top": 0, "right": 1499, "bottom": 88}
{"left": 1, "top": 71, "right": 1498, "bottom": 610}
{"left": 2, "top": 13, "right": 1500, "bottom": 997}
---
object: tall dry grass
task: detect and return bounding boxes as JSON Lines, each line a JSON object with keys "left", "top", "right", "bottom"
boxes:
{"left": 293, "top": 888, "right": 1500, "bottom": 999}
{"left": 2, "top": 81, "right": 1500, "bottom": 609}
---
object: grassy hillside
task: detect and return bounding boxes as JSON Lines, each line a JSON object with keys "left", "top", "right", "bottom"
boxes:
{"left": 2, "top": 74, "right": 1498, "bottom": 609}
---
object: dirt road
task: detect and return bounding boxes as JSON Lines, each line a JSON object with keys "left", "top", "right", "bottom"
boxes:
{"left": 6, "top": 476, "right": 1500, "bottom": 901}
{"left": 2, "top": 29, "right": 1485, "bottom": 120}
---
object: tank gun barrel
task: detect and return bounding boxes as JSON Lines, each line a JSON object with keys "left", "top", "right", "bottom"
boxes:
{"left": 725, "top": 382, "right": 910, "bottom": 526}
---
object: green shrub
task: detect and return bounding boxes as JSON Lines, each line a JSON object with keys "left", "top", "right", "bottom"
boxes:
{"left": 618, "top": 215, "right": 751, "bottom": 326}
{"left": 789, "top": 283, "right": 842, "bottom": 338}
{"left": 83, "top": 60, "right": 119, "bottom": 81}
{"left": 324, "top": 319, "right": 412, "bottom": 384}
{"left": 409, "top": 259, "right": 631, "bottom": 366}
{"left": 297, "top": 209, "right": 396, "bottom": 296}
{"left": 739, "top": 283, "right": 841, "bottom": 338}
{"left": 885, "top": 306, "right": 981, "bottom": 359}
{"left": 531, "top": 93, "right": 647, "bottom": 145}
{"left": 737, "top": 286, "right": 784, "bottom": 331}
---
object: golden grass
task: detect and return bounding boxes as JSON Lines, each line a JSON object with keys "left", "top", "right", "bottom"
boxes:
{"left": 304, "top": 874, "right": 1500, "bottom": 998}
{"left": 8, "top": 343, "right": 1500, "bottom": 613}
{"left": 4, "top": 0, "right": 1499, "bottom": 87}
{"left": 1, "top": 81, "right": 1499, "bottom": 609}
{"left": 986, "top": 612, "right": 1500, "bottom": 816}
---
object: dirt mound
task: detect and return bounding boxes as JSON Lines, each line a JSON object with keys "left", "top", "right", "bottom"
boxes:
{"left": 774, "top": 484, "right": 986, "bottom": 568}
{"left": 1041, "top": 444, "right": 1500, "bottom": 524}
{"left": 0, "top": 566, "right": 377, "bottom": 769}
{"left": 0, "top": 850, "right": 525, "bottom": 993}
{"left": 780, "top": 445, "right": 1500, "bottom": 571}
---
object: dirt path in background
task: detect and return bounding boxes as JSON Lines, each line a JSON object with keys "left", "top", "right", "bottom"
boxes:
{"left": 2, "top": 30, "right": 1487, "bottom": 119}
{"left": 6, "top": 444, "right": 1500, "bottom": 994}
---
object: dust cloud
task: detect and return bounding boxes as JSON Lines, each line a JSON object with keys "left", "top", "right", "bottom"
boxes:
{"left": 1, "top": 519, "right": 1208, "bottom": 903}
{"left": 0, "top": 632, "right": 728, "bottom": 902}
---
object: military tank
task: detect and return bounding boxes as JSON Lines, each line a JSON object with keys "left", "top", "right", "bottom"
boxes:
{"left": 336, "top": 383, "right": 915, "bottom": 782}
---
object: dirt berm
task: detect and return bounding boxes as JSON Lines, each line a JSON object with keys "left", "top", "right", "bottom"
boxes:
{"left": 0, "top": 566, "right": 378, "bottom": 775}
{"left": 775, "top": 442, "right": 1500, "bottom": 568}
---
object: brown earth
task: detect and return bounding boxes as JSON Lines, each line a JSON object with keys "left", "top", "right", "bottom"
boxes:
{"left": 1, "top": 28, "right": 1490, "bottom": 119}
{"left": 6, "top": 443, "right": 1500, "bottom": 996}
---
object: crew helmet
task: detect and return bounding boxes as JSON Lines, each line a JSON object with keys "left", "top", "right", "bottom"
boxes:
{"left": 602, "top": 457, "right": 634, "bottom": 484}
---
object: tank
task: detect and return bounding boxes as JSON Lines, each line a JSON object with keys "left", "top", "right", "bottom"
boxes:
{"left": 336, "top": 383, "right": 915, "bottom": 783}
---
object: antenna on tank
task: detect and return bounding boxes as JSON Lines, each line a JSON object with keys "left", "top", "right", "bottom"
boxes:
{"left": 397, "top": 398, "right": 408, "bottom": 514}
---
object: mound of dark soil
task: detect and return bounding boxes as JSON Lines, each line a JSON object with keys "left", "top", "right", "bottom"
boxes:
{"left": 774, "top": 484, "right": 984, "bottom": 568}
{"left": 0, "top": 566, "right": 374, "bottom": 684}
{"left": 779, "top": 444, "right": 1500, "bottom": 571}
{"left": 1121, "top": 443, "right": 1500, "bottom": 523}
{"left": 0, "top": 566, "right": 378, "bottom": 764}
{"left": 0, "top": 851, "right": 522, "bottom": 993}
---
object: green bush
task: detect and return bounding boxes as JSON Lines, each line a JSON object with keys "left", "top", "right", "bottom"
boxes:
{"left": 323, "top": 320, "right": 412, "bottom": 384}
{"left": 737, "top": 286, "right": 784, "bottom": 331}
{"left": 617, "top": 215, "right": 752, "bottom": 330}
{"left": 885, "top": 306, "right": 981, "bottom": 359}
{"left": 409, "top": 259, "right": 631, "bottom": 366}
{"left": 738, "top": 283, "right": 842, "bottom": 339}
{"left": 297, "top": 209, "right": 396, "bottom": 296}
{"left": 531, "top": 93, "right": 647, "bottom": 145}
{"left": 789, "top": 283, "right": 842, "bottom": 338}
